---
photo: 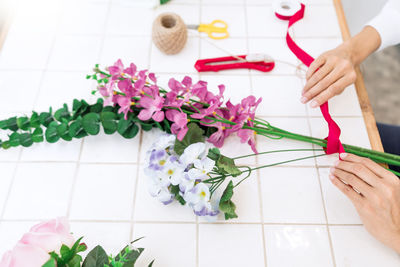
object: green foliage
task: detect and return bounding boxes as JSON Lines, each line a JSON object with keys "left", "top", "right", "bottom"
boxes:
{"left": 118, "top": 116, "right": 139, "bottom": 139}
{"left": 208, "top": 147, "right": 242, "bottom": 177}
{"left": 54, "top": 104, "right": 71, "bottom": 122}
{"left": 82, "top": 245, "right": 109, "bottom": 267}
{"left": 48, "top": 237, "right": 86, "bottom": 267}
{"left": 82, "top": 113, "right": 101, "bottom": 135}
{"left": 17, "top": 117, "right": 30, "bottom": 131}
{"left": 174, "top": 123, "right": 205, "bottom": 155}
{"left": 219, "top": 181, "right": 238, "bottom": 220}
{"left": 101, "top": 111, "right": 118, "bottom": 134}
{"left": 171, "top": 185, "right": 186, "bottom": 205}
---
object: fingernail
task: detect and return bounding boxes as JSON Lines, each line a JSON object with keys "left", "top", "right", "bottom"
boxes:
{"left": 330, "top": 167, "right": 335, "bottom": 174}
{"left": 300, "top": 96, "right": 307, "bottom": 104}
{"left": 340, "top": 153, "right": 348, "bottom": 159}
{"left": 334, "top": 160, "right": 340, "bottom": 166}
{"left": 310, "top": 100, "right": 318, "bottom": 108}
{"left": 329, "top": 174, "right": 335, "bottom": 181}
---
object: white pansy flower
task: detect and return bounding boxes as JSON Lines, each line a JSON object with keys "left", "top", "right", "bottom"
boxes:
{"left": 180, "top": 142, "right": 207, "bottom": 166}
{"left": 187, "top": 157, "right": 215, "bottom": 180}
{"left": 158, "top": 161, "right": 185, "bottom": 186}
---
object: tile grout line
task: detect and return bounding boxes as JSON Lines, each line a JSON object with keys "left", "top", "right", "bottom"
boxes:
{"left": 129, "top": 129, "right": 144, "bottom": 242}
{"left": 301, "top": 70, "right": 338, "bottom": 267}
{"left": 244, "top": 0, "right": 268, "bottom": 265}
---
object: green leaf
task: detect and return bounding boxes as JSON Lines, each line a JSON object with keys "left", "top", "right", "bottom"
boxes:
{"left": 163, "top": 119, "right": 171, "bottom": 134}
{"left": 82, "top": 245, "right": 109, "bottom": 267}
{"left": 117, "top": 118, "right": 139, "bottom": 139}
{"left": 82, "top": 113, "right": 100, "bottom": 135}
{"left": 0, "top": 119, "right": 7, "bottom": 129}
{"left": 41, "top": 257, "right": 57, "bottom": 267}
{"left": 1, "top": 141, "right": 11, "bottom": 149}
{"left": 54, "top": 104, "right": 71, "bottom": 122}
{"left": 72, "top": 99, "right": 82, "bottom": 112}
{"left": 100, "top": 111, "right": 118, "bottom": 135}
{"left": 45, "top": 123, "right": 60, "bottom": 143}
{"left": 32, "top": 128, "right": 44, "bottom": 143}
{"left": 67, "top": 255, "right": 83, "bottom": 267}
{"left": 207, "top": 148, "right": 221, "bottom": 161}
{"left": 17, "top": 117, "right": 30, "bottom": 131}
{"left": 148, "top": 260, "right": 155, "bottom": 267}
{"left": 9, "top": 132, "right": 20, "bottom": 147}
{"left": 6, "top": 117, "right": 18, "bottom": 131}
{"left": 30, "top": 112, "right": 41, "bottom": 128}
{"left": 89, "top": 99, "right": 103, "bottom": 113}
{"left": 170, "top": 185, "right": 186, "bottom": 205}
{"left": 69, "top": 118, "right": 88, "bottom": 139}
{"left": 174, "top": 123, "right": 205, "bottom": 155}
{"left": 114, "top": 246, "right": 144, "bottom": 267}
{"left": 19, "top": 133, "right": 33, "bottom": 147}
{"left": 216, "top": 155, "right": 242, "bottom": 177}
{"left": 140, "top": 122, "right": 153, "bottom": 132}
{"left": 57, "top": 123, "right": 72, "bottom": 141}
{"left": 219, "top": 181, "right": 238, "bottom": 220}
{"left": 39, "top": 112, "right": 53, "bottom": 127}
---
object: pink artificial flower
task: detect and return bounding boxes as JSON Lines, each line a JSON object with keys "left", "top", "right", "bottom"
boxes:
{"left": 108, "top": 59, "right": 124, "bottom": 79}
{"left": 124, "top": 63, "right": 137, "bottom": 77}
{"left": 206, "top": 110, "right": 230, "bottom": 148}
{"left": 99, "top": 80, "right": 115, "bottom": 106}
{"left": 116, "top": 94, "right": 133, "bottom": 119}
{"left": 138, "top": 94, "right": 165, "bottom": 122}
{"left": 148, "top": 73, "right": 157, "bottom": 84}
{"left": 117, "top": 78, "right": 133, "bottom": 95}
{"left": 191, "top": 85, "right": 224, "bottom": 120}
{"left": 0, "top": 217, "right": 75, "bottom": 267}
{"left": 166, "top": 110, "right": 189, "bottom": 140}
{"left": 237, "top": 128, "right": 257, "bottom": 153}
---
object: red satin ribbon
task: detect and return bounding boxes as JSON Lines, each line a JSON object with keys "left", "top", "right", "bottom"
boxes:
{"left": 275, "top": 3, "right": 345, "bottom": 155}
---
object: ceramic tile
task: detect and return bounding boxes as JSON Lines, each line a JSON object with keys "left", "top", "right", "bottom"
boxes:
{"left": 100, "top": 36, "right": 151, "bottom": 69}
{"left": 3, "top": 163, "right": 75, "bottom": 219}
{"left": 309, "top": 117, "right": 371, "bottom": 166}
{"left": 199, "top": 38, "right": 249, "bottom": 75}
{"left": 252, "top": 76, "right": 306, "bottom": 116}
{"left": 35, "top": 71, "right": 97, "bottom": 111}
{"left": 247, "top": 5, "right": 289, "bottom": 38}
{"left": 69, "top": 164, "right": 137, "bottom": 220}
{"left": 80, "top": 131, "right": 141, "bottom": 163}
{"left": 133, "top": 223, "right": 196, "bottom": 267}
{"left": 248, "top": 38, "right": 301, "bottom": 75}
{"left": 0, "top": 33, "right": 54, "bottom": 70}
{"left": 260, "top": 167, "right": 326, "bottom": 223}
{"left": 0, "top": 163, "right": 16, "bottom": 215}
{"left": 318, "top": 168, "right": 362, "bottom": 224}
{"left": 256, "top": 117, "right": 317, "bottom": 166}
{"left": 203, "top": 0, "right": 244, "bottom": 4}
{"left": 70, "top": 222, "right": 131, "bottom": 257}
{"left": 199, "top": 224, "right": 265, "bottom": 267}
{"left": 59, "top": 1, "right": 109, "bottom": 35}
{"left": 294, "top": 5, "right": 341, "bottom": 38}
{"left": 47, "top": 35, "right": 102, "bottom": 71}
{"left": 150, "top": 37, "right": 199, "bottom": 73}
{"left": 106, "top": 5, "right": 153, "bottom": 36}
{"left": 0, "top": 221, "right": 40, "bottom": 256}
{"left": 264, "top": 225, "right": 334, "bottom": 267}
{"left": 201, "top": 6, "right": 246, "bottom": 38}
{"left": 293, "top": 38, "right": 342, "bottom": 59}
{"left": 133, "top": 166, "right": 196, "bottom": 222}
{"left": 330, "top": 226, "right": 400, "bottom": 267}
{"left": 0, "top": 71, "right": 42, "bottom": 113}
{"left": 246, "top": 0, "right": 272, "bottom": 4}
{"left": 217, "top": 134, "right": 257, "bottom": 166}
{"left": 20, "top": 139, "right": 82, "bottom": 162}
{"left": 154, "top": 3, "right": 200, "bottom": 25}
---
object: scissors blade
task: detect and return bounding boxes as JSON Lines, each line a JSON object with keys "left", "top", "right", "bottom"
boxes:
{"left": 187, "top": 24, "right": 200, "bottom": 30}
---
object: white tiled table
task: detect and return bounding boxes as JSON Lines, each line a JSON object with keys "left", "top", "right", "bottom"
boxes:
{"left": 0, "top": 0, "right": 399, "bottom": 266}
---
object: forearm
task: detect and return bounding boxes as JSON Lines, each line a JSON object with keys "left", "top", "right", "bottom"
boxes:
{"left": 342, "top": 26, "right": 381, "bottom": 66}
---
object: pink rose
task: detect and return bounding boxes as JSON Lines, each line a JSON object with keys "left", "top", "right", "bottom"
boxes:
{"left": 0, "top": 217, "right": 75, "bottom": 267}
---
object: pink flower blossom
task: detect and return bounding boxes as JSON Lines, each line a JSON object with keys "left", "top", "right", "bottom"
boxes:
{"left": 108, "top": 59, "right": 124, "bottom": 79}
{"left": 166, "top": 110, "right": 189, "bottom": 140}
{"left": 237, "top": 128, "right": 257, "bottom": 153}
{"left": 0, "top": 217, "right": 75, "bottom": 267}
{"left": 138, "top": 94, "right": 165, "bottom": 122}
{"left": 116, "top": 94, "right": 133, "bottom": 119}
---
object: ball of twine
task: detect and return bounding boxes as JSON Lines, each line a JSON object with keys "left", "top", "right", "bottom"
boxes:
{"left": 152, "top": 12, "right": 188, "bottom": 55}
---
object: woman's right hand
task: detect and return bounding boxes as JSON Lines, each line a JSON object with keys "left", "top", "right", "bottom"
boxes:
{"left": 301, "top": 42, "right": 357, "bottom": 108}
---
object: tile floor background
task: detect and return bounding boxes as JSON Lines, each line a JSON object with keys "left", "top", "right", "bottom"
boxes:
{"left": 0, "top": 0, "right": 399, "bottom": 266}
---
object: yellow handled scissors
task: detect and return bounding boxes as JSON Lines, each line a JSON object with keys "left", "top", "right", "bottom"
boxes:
{"left": 187, "top": 20, "right": 229, "bottom": 40}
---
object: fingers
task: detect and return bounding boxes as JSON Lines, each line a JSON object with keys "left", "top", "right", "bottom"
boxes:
{"left": 329, "top": 174, "right": 363, "bottom": 204}
{"left": 340, "top": 153, "right": 392, "bottom": 179}
{"left": 302, "top": 61, "right": 333, "bottom": 96}
{"left": 334, "top": 159, "right": 380, "bottom": 188}
{"left": 330, "top": 167, "right": 373, "bottom": 197}
{"left": 306, "top": 55, "right": 326, "bottom": 80}
{"left": 311, "top": 76, "right": 349, "bottom": 107}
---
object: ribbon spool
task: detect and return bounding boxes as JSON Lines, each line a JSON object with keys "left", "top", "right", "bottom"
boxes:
{"left": 273, "top": 0, "right": 301, "bottom": 18}
{"left": 152, "top": 12, "right": 188, "bottom": 55}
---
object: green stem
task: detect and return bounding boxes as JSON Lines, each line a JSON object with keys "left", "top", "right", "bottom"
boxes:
{"left": 232, "top": 148, "right": 325, "bottom": 160}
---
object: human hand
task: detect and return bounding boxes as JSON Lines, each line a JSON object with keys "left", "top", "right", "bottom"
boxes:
{"left": 301, "top": 43, "right": 357, "bottom": 108}
{"left": 330, "top": 153, "right": 400, "bottom": 253}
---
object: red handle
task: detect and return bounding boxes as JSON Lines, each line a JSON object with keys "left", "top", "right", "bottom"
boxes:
{"left": 195, "top": 55, "right": 275, "bottom": 72}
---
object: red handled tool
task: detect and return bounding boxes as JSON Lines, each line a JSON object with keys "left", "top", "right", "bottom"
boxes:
{"left": 194, "top": 54, "right": 275, "bottom": 73}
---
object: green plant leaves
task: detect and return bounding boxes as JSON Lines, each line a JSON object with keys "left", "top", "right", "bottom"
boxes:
{"left": 171, "top": 185, "right": 186, "bottom": 205}
{"left": 118, "top": 117, "right": 139, "bottom": 139}
{"left": 82, "top": 113, "right": 100, "bottom": 135}
{"left": 69, "top": 117, "right": 88, "bottom": 138}
{"left": 100, "top": 111, "right": 118, "bottom": 134}
{"left": 82, "top": 245, "right": 109, "bottom": 267}
{"left": 174, "top": 123, "right": 205, "bottom": 155}
{"left": 39, "top": 111, "right": 53, "bottom": 127}
{"left": 32, "top": 128, "right": 44, "bottom": 143}
{"left": 219, "top": 181, "right": 238, "bottom": 220}
{"left": 19, "top": 133, "right": 33, "bottom": 147}
{"left": 54, "top": 104, "right": 71, "bottom": 122}
{"left": 6, "top": 117, "right": 18, "bottom": 131}
{"left": 42, "top": 258, "right": 57, "bottom": 267}
{"left": 45, "top": 122, "right": 60, "bottom": 143}
{"left": 216, "top": 155, "right": 242, "bottom": 177}
{"left": 17, "top": 117, "right": 30, "bottom": 131}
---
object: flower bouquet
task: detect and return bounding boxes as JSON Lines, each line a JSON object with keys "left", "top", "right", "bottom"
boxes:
{"left": 0, "top": 217, "right": 153, "bottom": 267}
{"left": 0, "top": 60, "right": 399, "bottom": 220}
